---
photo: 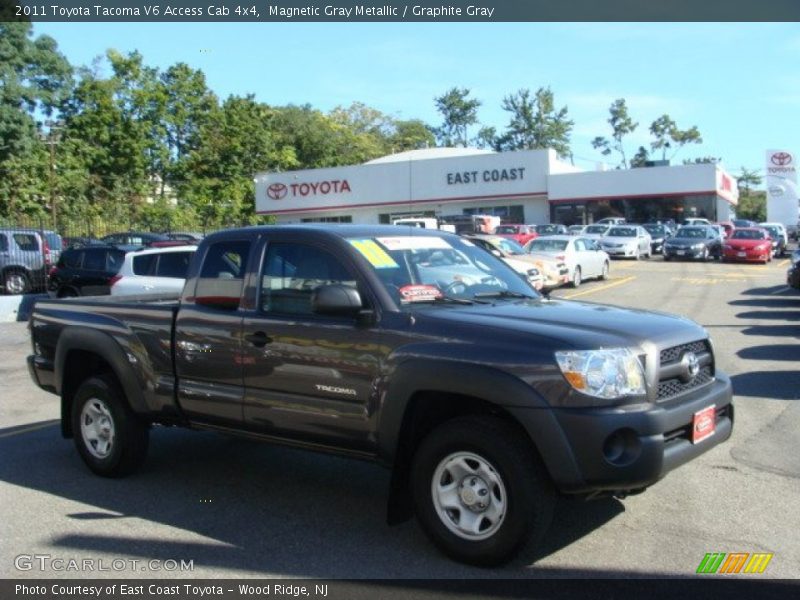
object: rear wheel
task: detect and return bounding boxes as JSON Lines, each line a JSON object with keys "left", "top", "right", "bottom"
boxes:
{"left": 3, "top": 270, "right": 30, "bottom": 295}
{"left": 571, "top": 266, "right": 582, "bottom": 288}
{"left": 71, "top": 374, "right": 149, "bottom": 477}
{"left": 411, "top": 417, "right": 555, "bottom": 566}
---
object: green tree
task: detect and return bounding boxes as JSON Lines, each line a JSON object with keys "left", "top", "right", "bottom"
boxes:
{"left": 736, "top": 167, "right": 762, "bottom": 195}
{"left": 649, "top": 114, "right": 702, "bottom": 161}
{"left": 389, "top": 119, "right": 435, "bottom": 152}
{"left": 0, "top": 22, "right": 72, "bottom": 217}
{"left": 591, "top": 98, "right": 638, "bottom": 169}
{"left": 736, "top": 191, "right": 766, "bottom": 222}
{"left": 473, "top": 125, "right": 498, "bottom": 150}
{"left": 434, "top": 87, "right": 481, "bottom": 147}
{"left": 631, "top": 146, "right": 650, "bottom": 168}
{"left": 495, "top": 87, "right": 573, "bottom": 158}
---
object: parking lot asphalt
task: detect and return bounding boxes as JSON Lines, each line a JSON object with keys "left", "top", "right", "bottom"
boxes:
{"left": 1, "top": 254, "right": 798, "bottom": 580}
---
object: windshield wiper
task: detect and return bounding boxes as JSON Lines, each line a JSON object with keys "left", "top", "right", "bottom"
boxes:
{"left": 473, "top": 290, "right": 537, "bottom": 300}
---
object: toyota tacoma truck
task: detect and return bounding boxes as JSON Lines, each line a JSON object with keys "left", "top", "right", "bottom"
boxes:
{"left": 27, "top": 225, "right": 734, "bottom": 566}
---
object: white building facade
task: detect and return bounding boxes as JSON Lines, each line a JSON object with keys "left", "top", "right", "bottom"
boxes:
{"left": 254, "top": 148, "right": 738, "bottom": 226}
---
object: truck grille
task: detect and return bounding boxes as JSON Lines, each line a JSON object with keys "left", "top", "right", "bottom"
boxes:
{"left": 660, "top": 340, "right": 708, "bottom": 364}
{"left": 656, "top": 340, "right": 714, "bottom": 402}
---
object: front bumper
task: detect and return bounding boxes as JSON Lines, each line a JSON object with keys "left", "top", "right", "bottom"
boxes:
{"left": 664, "top": 246, "right": 706, "bottom": 259}
{"left": 508, "top": 372, "right": 734, "bottom": 494}
{"left": 723, "top": 249, "right": 769, "bottom": 262}
{"left": 603, "top": 246, "right": 637, "bottom": 257}
{"left": 27, "top": 354, "right": 56, "bottom": 394}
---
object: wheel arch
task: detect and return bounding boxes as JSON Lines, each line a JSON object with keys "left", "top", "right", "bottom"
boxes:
{"left": 56, "top": 328, "right": 148, "bottom": 438}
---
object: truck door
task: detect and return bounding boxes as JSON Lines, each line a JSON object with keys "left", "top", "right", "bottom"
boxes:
{"left": 240, "top": 238, "right": 386, "bottom": 454}
{"left": 174, "top": 238, "right": 253, "bottom": 426}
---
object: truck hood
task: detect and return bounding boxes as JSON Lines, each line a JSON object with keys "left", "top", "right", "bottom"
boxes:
{"left": 418, "top": 297, "right": 704, "bottom": 351}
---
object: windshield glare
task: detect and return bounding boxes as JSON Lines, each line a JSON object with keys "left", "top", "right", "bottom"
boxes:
{"left": 585, "top": 225, "right": 608, "bottom": 234}
{"left": 490, "top": 237, "right": 525, "bottom": 255}
{"left": 675, "top": 227, "right": 706, "bottom": 239}
{"left": 608, "top": 227, "right": 636, "bottom": 237}
{"left": 731, "top": 230, "right": 765, "bottom": 240}
{"left": 528, "top": 239, "right": 568, "bottom": 252}
{"left": 348, "top": 235, "right": 537, "bottom": 307}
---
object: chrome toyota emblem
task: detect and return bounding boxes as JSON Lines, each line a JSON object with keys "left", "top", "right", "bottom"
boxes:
{"left": 267, "top": 183, "right": 288, "bottom": 200}
{"left": 681, "top": 351, "right": 700, "bottom": 382}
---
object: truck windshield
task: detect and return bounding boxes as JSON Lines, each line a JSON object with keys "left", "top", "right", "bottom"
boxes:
{"left": 347, "top": 235, "right": 538, "bottom": 307}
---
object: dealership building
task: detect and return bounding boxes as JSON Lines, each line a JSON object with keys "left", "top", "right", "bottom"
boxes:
{"left": 254, "top": 147, "right": 739, "bottom": 226}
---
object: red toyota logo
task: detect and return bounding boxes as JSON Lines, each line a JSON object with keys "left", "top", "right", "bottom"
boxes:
{"left": 771, "top": 152, "right": 793, "bottom": 166}
{"left": 266, "top": 183, "right": 288, "bottom": 200}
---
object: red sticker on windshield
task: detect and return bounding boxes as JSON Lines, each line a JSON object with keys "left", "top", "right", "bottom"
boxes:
{"left": 398, "top": 285, "right": 443, "bottom": 303}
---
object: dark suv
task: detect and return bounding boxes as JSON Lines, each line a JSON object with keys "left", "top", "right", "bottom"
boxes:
{"left": 47, "top": 246, "right": 127, "bottom": 297}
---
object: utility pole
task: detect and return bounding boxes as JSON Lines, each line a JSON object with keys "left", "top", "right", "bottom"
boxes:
{"left": 42, "top": 120, "right": 64, "bottom": 230}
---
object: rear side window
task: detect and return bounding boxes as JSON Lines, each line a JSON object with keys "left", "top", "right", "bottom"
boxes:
{"left": 0, "top": 234, "right": 7, "bottom": 252}
{"left": 195, "top": 241, "right": 251, "bottom": 310}
{"left": 82, "top": 249, "right": 107, "bottom": 270}
{"left": 61, "top": 250, "right": 83, "bottom": 268}
{"left": 107, "top": 250, "right": 125, "bottom": 272}
{"left": 13, "top": 233, "right": 39, "bottom": 251}
{"left": 45, "top": 233, "right": 62, "bottom": 251}
{"left": 156, "top": 251, "right": 192, "bottom": 278}
{"left": 133, "top": 254, "right": 157, "bottom": 276}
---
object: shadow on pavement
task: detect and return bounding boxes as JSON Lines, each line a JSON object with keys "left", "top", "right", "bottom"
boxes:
{"left": 0, "top": 423, "right": 622, "bottom": 578}
{"left": 735, "top": 310, "right": 800, "bottom": 321}
{"left": 740, "top": 324, "right": 800, "bottom": 338}
{"left": 739, "top": 285, "right": 793, "bottom": 296}
{"left": 729, "top": 297, "right": 799, "bottom": 309}
{"left": 737, "top": 344, "right": 800, "bottom": 362}
{"left": 731, "top": 371, "right": 800, "bottom": 400}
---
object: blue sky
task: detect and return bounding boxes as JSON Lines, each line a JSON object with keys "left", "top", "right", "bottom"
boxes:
{"left": 33, "top": 22, "right": 800, "bottom": 180}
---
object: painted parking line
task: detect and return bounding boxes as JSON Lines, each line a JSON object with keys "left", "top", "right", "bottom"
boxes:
{"left": 563, "top": 276, "right": 636, "bottom": 299}
{"left": 777, "top": 259, "right": 789, "bottom": 268}
{"left": 0, "top": 421, "right": 59, "bottom": 439}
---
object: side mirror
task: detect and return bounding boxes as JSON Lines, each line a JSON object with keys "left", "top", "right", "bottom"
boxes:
{"left": 312, "top": 284, "right": 364, "bottom": 316}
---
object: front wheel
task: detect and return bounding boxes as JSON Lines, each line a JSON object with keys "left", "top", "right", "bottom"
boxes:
{"left": 71, "top": 374, "right": 149, "bottom": 477}
{"left": 411, "top": 417, "right": 555, "bottom": 566}
{"left": 3, "top": 270, "right": 30, "bottom": 295}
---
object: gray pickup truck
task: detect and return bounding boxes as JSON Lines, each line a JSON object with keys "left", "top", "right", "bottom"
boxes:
{"left": 27, "top": 225, "right": 734, "bottom": 565}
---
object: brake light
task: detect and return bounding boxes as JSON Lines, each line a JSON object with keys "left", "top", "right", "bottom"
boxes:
{"left": 43, "top": 240, "right": 51, "bottom": 266}
{"left": 109, "top": 274, "right": 122, "bottom": 287}
{"left": 48, "top": 266, "right": 58, "bottom": 277}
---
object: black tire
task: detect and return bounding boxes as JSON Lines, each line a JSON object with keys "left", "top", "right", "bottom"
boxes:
{"left": 71, "top": 374, "right": 149, "bottom": 478}
{"left": 664, "top": 255, "right": 671, "bottom": 262}
{"left": 411, "top": 416, "right": 555, "bottom": 566}
{"left": 3, "top": 269, "right": 30, "bottom": 295}
{"left": 571, "top": 266, "right": 582, "bottom": 288}
{"left": 701, "top": 247, "right": 709, "bottom": 261}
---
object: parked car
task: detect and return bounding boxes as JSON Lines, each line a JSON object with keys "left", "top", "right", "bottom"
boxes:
{"left": 534, "top": 224, "right": 568, "bottom": 237}
{"left": 595, "top": 217, "right": 626, "bottom": 225}
{"left": 63, "top": 236, "right": 103, "bottom": 249}
{"left": 47, "top": 245, "right": 127, "bottom": 297}
{"left": 473, "top": 235, "right": 568, "bottom": 290}
{"left": 683, "top": 218, "right": 712, "bottom": 226}
{"left": 111, "top": 245, "right": 198, "bottom": 296}
{"left": 760, "top": 224, "right": 787, "bottom": 258}
{"left": 722, "top": 228, "right": 773, "bottom": 264}
{"left": 600, "top": 226, "right": 652, "bottom": 259}
{"left": 100, "top": 232, "right": 170, "bottom": 250}
{"left": 493, "top": 224, "right": 537, "bottom": 246}
{"left": 732, "top": 219, "right": 757, "bottom": 228}
{"left": 27, "top": 224, "right": 733, "bottom": 566}
{"left": 716, "top": 221, "right": 735, "bottom": 239}
{"left": 759, "top": 222, "right": 788, "bottom": 254}
{"left": 788, "top": 262, "right": 800, "bottom": 290}
{"left": 567, "top": 225, "right": 584, "bottom": 235}
{"left": 524, "top": 235, "right": 610, "bottom": 287}
{"left": 0, "top": 229, "right": 48, "bottom": 294}
{"left": 581, "top": 224, "right": 611, "bottom": 240}
{"left": 463, "top": 236, "right": 544, "bottom": 291}
{"left": 164, "top": 231, "right": 205, "bottom": 243}
{"left": 642, "top": 223, "right": 673, "bottom": 255}
{"left": 663, "top": 226, "right": 722, "bottom": 261}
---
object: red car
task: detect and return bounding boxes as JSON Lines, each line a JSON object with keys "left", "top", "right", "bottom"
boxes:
{"left": 722, "top": 228, "right": 773, "bottom": 263}
{"left": 494, "top": 224, "right": 538, "bottom": 246}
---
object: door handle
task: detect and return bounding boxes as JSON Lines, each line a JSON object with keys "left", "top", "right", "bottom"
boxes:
{"left": 245, "top": 331, "right": 272, "bottom": 347}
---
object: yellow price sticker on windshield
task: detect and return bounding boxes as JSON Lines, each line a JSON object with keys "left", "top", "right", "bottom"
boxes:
{"left": 349, "top": 239, "right": 399, "bottom": 269}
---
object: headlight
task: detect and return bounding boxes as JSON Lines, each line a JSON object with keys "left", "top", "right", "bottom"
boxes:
{"left": 555, "top": 348, "right": 645, "bottom": 400}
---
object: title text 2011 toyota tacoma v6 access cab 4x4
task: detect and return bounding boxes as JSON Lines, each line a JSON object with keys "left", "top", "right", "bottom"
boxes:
{"left": 27, "top": 225, "right": 733, "bottom": 565}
